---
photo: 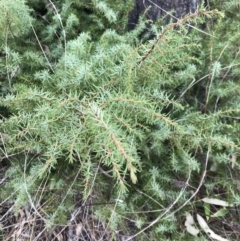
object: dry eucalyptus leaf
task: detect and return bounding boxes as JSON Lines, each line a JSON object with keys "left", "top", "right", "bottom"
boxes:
{"left": 209, "top": 162, "right": 217, "bottom": 172}
{"left": 234, "top": 180, "right": 240, "bottom": 191}
{"left": 231, "top": 153, "right": 237, "bottom": 169}
{"left": 197, "top": 214, "right": 229, "bottom": 241}
{"left": 185, "top": 213, "right": 199, "bottom": 236}
{"left": 75, "top": 223, "right": 83, "bottom": 236}
{"left": 211, "top": 208, "right": 228, "bottom": 218}
{"left": 202, "top": 198, "right": 232, "bottom": 207}
{"left": 185, "top": 213, "right": 195, "bottom": 225}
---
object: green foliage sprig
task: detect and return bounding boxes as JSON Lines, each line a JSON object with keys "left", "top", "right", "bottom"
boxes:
{"left": 0, "top": 1, "right": 240, "bottom": 240}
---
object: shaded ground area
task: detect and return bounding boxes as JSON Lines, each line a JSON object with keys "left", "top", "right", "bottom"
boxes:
{"left": 1, "top": 161, "right": 240, "bottom": 241}
{"left": 0, "top": 163, "right": 134, "bottom": 241}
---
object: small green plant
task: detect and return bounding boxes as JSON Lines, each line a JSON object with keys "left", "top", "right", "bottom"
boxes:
{"left": 0, "top": 0, "right": 240, "bottom": 240}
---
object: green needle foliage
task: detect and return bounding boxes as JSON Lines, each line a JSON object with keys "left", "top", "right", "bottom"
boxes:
{"left": 0, "top": 0, "right": 240, "bottom": 240}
